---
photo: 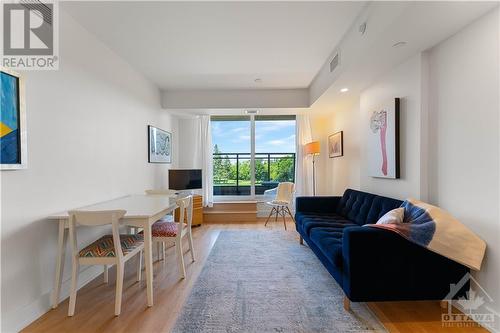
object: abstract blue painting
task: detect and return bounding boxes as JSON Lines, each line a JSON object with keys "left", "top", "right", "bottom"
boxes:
{"left": 1, "top": 71, "right": 21, "bottom": 165}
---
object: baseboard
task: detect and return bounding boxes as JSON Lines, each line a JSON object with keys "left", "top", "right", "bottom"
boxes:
{"left": 3, "top": 265, "right": 103, "bottom": 332}
{"left": 452, "top": 302, "right": 499, "bottom": 333}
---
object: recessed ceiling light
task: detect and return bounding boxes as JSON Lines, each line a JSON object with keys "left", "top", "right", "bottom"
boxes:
{"left": 254, "top": 78, "right": 262, "bottom": 83}
{"left": 392, "top": 41, "right": 407, "bottom": 48}
{"left": 340, "top": 88, "right": 349, "bottom": 93}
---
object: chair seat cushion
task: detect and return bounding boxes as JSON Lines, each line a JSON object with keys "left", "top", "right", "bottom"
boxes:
{"left": 151, "top": 221, "right": 185, "bottom": 237}
{"left": 79, "top": 234, "right": 143, "bottom": 258}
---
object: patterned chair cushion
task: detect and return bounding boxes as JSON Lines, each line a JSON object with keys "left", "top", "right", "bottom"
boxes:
{"left": 79, "top": 234, "right": 143, "bottom": 258}
{"left": 151, "top": 221, "right": 182, "bottom": 237}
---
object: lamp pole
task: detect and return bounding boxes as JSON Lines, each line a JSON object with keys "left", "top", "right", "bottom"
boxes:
{"left": 305, "top": 141, "right": 320, "bottom": 197}
{"left": 312, "top": 154, "right": 316, "bottom": 196}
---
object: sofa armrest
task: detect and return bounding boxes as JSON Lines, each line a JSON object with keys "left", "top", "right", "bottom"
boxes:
{"left": 295, "top": 196, "right": 341, "bottom": 214}
{"left": 342, "top": 226, "right": 469, "bottom": 302}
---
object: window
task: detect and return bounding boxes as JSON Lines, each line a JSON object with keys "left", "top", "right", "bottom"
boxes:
{"left": 211, "top": 115, "right": 296, "bottom": 197}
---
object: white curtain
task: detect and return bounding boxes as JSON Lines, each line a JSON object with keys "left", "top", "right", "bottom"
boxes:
{"left": 295, "top": 114, "right": 314, "bottom": 196}
{"left": 200, "top": 115, "right": 214, "bottom": 207}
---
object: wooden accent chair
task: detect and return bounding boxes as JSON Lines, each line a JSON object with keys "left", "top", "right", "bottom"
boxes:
{"left": 67, "top": 210, "right": 144, "bottom": 316}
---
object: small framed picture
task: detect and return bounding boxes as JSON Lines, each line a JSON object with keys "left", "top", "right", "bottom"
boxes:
{"left": 148, "top": 125, "right": 172, "bottom": 163}
{"left": 328, "top": 131, "right": 343, "bottom": 158}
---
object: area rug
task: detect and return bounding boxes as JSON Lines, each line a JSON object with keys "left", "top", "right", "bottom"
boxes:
{"left": 172, "top": 230, "right": 386, "bottom": 333}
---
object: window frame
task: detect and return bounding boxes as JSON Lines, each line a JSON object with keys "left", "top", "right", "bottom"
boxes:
{"left": 211, "top": 115, "right": 296, "bottom": 201}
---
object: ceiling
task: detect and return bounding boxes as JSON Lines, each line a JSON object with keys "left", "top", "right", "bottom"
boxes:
{"left": 309, "top": 1, "right": 498, "bottom": 115}
{"left": 62, "top": 1, "right": 365, "bottom": 90}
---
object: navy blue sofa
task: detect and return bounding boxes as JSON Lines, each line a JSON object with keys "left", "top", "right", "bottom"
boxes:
{"left": 295, "top": 189, "right": 469, "bottom": 303}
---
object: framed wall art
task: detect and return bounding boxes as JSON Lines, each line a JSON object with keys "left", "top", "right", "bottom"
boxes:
{"left": 368, "top": 98, "right": 400, "bottom": 179}
{"left": 148, "top": 125, "right": 171, "bottom": 164}
{"left": 1, "top": 69, "right": 27, "bottom": 170}
{"left": 328, "top": 131, "right": 343, "bottom": 158}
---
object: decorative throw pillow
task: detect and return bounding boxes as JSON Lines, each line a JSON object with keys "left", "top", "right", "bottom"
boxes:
{"left": 375, "top": 207, "right": 404, "bottom": 225}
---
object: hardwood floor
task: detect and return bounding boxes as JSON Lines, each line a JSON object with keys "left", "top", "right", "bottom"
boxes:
{"left": 23, "top": 220, "right": 488, "bottom": 333}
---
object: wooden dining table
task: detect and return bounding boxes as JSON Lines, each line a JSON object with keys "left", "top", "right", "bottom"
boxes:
{"left": 48, "top": 194, "right": 178, "bottom": 309}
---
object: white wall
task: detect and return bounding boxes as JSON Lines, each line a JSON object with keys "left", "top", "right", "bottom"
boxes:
{"left": 162, "top": 89, "right": 309, "bottom": 109}
{"left": 177, "top": 117, "right": 202, "bottom": 169}
{"left": 0, "top": 10, "right": 178, "bottom": 332}
{"left": 310, "top": 102, "right": 361, "bottom": 196}
{"left": 310, "top": 53, "right": 428, "bottom": 199}
{"left": 310, "top": 7, "right": 499, "bottom": 328}
{"left": 359, "top": 53, "right": 428, "bottom": 200}
{"left": 428, "top": 8, "right": 499, "bottom": 325}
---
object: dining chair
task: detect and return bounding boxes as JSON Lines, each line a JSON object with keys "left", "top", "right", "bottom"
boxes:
{"left": 144, "top": 189, "right": 178, "bottom": 257}
{"left": 150, "top": 195, "right": 195, "bottom": 279}
{"left": 67, "top": 210, "right": 144, "bottom": 316}
{"left": 264, "top": 182, "right": 295, "bottom": 230}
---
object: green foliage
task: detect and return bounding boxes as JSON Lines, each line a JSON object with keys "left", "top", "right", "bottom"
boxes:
{"left": 238, "top": 160, "right": 250, "bottom": 180}
{"left": 213, "top": 144, "right": 233, "bottom": 183}
{"left": 213, "top": 145, "right": 295, "bottom": 185}
{"left": 270, "top": 155, "right": 295, "bottom": 182}
{"left": 255, "top": 160, "right": 268, "bottom": 183}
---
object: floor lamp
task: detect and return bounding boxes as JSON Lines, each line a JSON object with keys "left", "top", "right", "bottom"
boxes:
{"left": 305, "top": 141, "right": 320, "bottom": 196}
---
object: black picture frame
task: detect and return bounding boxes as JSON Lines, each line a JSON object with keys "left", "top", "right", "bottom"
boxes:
{"left": 148, "top": 125, "right": 172, "bottom": 164}
{"left": 368, "top": 97, "right": 400, "bottom": 179}
{"left": 328, "top": 131, "right": 343, "bottom": 158}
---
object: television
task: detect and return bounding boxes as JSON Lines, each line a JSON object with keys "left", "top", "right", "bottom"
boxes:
{"left": 169, "top": 169, "right": 202, "bottom": 190}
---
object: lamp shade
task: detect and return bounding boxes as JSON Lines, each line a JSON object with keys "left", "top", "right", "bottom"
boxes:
{"left": 304, "top": 141, "right": 320, "bottom": 155}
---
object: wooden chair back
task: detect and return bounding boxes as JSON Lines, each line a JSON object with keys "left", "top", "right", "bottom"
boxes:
{"left": 68, "top": 210, "right": 126, "bottom": 260}
{"left": 176, "top": 195, "right": 193, "bottom": 230}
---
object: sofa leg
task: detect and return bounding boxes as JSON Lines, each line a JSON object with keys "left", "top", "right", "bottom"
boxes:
{"left": 299, "top": 236, "right": 303, "bottom": 245}
{"left": 343, "top": 296, "right": 350, "bottom": 311}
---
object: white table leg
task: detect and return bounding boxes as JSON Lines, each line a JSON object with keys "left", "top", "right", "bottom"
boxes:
{"left": 52, "top": 219, "right": 67, "bottom": 308}
{"left": 143, "top": 222, "right": 154, "bottom": 306}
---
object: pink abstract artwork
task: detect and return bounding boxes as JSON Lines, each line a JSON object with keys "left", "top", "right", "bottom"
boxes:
{"left": 370, "top": 110, "right": 388, "bottom": 176}
{"left": 368, "top": 98, "right": 400, "bottom": 179}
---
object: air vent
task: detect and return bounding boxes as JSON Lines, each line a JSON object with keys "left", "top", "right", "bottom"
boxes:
{"left": 330, "top": 52, "right": 340, "bottom": 73}
{"left": 20, "top": 0, "right": 52, "bottom": 26}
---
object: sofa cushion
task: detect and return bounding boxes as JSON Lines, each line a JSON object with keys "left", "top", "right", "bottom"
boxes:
{"left": 299, "top": 214, "right": 355, "bottom": 236}
{"left": 295, "top": 212, "right": 335, "bottom": 226}
{"left": 295, "top": 212, "right": 336, "bottom": 234}
{"left": 335, "top": 189, "right": 376, "bottom": 225}
{"left": 366, "top": 196, "right": 404, "bottom": 224}
{"left": 309, "top": 227, "right": 345, "bottom": 267}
